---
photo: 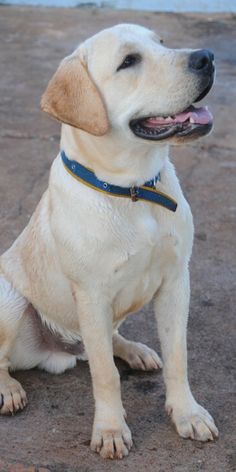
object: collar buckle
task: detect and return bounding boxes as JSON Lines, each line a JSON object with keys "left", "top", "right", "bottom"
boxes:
{"left": 130, "top": 186, "right": 139, "bottom": 202}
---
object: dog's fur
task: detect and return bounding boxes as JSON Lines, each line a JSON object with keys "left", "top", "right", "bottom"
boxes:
{"left": 0, "top": 24, "right": 218, "bottom": 459}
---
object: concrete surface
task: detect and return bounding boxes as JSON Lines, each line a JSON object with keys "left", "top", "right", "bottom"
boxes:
{"left": 0, "top": 6, "right": 235, "bottom": 472}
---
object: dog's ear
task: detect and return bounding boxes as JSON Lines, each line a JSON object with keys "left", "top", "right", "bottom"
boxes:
{"left": 41, "top": 55, "right": 109, "bottom": 136}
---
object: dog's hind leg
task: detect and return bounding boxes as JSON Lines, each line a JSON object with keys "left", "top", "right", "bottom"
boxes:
{"left": 113, "top": 331, "right": 163, "bottom": 371}
{"left": 0, "top": 274, "right": 28, "bottom": 415}
{"left": 10, "top": 305, "right": 79, "bottom": 375}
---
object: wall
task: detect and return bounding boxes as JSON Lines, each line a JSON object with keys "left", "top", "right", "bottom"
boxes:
{"left": 1, "top": 0, "right": 236, "bottom": 11}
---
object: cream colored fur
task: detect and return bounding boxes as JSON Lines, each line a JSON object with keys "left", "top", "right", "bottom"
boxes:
{"left": 0, "top": 24, "right": 218, "bottom": 459}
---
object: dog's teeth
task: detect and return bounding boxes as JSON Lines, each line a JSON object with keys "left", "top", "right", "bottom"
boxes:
{"left": 190, "top": 117, "right": 195, "bottom": 123}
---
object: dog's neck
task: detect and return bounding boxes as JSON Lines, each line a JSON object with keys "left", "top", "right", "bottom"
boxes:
{"left": 60, "top": 124, "right": 169, "bottom": 187}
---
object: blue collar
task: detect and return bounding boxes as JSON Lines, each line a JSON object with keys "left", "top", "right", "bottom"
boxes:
{"left": 61, "top": 150, "right": 177, "bottom": 212}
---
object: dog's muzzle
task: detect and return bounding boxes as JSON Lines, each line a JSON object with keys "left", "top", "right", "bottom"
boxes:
{"left": 130, "top": 49, "right": 215, "bottom": 142}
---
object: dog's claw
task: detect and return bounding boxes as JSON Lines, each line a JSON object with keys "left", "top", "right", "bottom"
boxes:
{"left": 0, "top": 373, "right": 27, "bottom": 415}
{"left": 91, "top": 421, "right": 132, "bottom": 460}
{"left": 167, "top": 399, "right": 218, "bottom": 442}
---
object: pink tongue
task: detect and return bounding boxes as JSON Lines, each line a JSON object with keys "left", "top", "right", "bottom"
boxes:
{"left": 146, "top": 106, "right": 213, "bottom": 126}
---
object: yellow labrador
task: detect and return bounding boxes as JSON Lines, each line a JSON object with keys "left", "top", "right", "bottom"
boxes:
{"left": 0, "top": 24, "right": 218, "bottom": 459}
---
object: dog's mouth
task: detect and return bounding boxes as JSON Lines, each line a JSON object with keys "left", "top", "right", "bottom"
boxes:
{"left": 130, "top": 105, "right": 213, "bottom": 141}
{"left": 130, "top": 85, "right": 214, "bottom": 141}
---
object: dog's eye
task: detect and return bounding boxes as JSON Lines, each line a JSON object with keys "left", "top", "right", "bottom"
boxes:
{"left": 117, "top": 53, "right": 141, "bottom": 72}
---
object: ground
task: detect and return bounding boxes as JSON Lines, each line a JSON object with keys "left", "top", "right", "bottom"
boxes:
{"left": 0, "top": 6, "right": 235, "bottom": 472}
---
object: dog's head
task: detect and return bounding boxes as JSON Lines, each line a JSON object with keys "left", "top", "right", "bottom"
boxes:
{"left": 41, "top": 24, "right": 214, "bottom": 145}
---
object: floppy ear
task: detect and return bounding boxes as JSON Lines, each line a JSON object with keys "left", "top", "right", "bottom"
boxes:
{"left": 41, "top": 55, "right": 109, "bottom": 136}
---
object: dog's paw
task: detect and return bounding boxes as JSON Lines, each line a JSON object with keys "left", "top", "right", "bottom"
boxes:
{"left": 124, "top": 342, "right": 163, "bottom": 371}
{"left": 0, "top": 373, "right": 27, "bottom": 415}
{"left": 91, "top": 420, "right": 132, "bottom": 459}
{"left": 166, "top": 399, "right": 219, "bottom": 442}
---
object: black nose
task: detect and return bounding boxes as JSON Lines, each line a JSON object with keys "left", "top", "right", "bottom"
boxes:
{"left": 189, "top": 49, "right": 214, "bottom": 73}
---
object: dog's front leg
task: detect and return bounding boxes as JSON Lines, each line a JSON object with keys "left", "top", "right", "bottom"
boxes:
{"left": 74, "top": 287, "right": 132, "bottom": 459}
{"left": 154, "top": 268, "right": 218, "bottom": 441}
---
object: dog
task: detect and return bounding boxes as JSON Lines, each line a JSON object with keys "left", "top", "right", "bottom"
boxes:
{"left": 0, "top": 24, "right": 218, "bottom": 459}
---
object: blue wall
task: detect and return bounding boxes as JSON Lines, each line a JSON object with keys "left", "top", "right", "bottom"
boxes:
{"left": 1, "top": 0, "right": 236, "bottom": 11}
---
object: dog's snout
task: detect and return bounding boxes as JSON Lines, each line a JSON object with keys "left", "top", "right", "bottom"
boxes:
{"left": 189, "top": 49, "right": 214, "bottom": 73}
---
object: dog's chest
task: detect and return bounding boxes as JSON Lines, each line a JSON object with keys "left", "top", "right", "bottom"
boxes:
{"left": 65, "top": 204, "right": 181, "bottom": 320}
{"left": 110, "top": 211, "right": 179, "bottom": 320}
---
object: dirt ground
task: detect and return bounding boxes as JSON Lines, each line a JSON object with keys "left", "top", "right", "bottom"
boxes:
{"left": 0, "top": 6, "right": 235, "bottom": 472}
